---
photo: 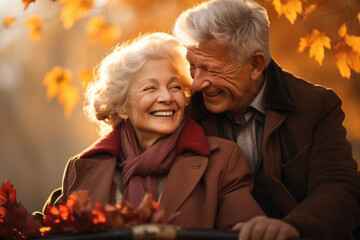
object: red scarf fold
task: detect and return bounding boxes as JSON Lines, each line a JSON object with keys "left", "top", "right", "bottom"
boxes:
{"left": 118, "top": 119, "right": 186, "bottom": 207}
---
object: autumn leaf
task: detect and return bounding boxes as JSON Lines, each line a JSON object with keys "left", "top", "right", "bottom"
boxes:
{"left": 334, "top": 24, "right": 360, "bottom": 79}
{"left": 272, "top": 0, "right": 303, "bottom": 24}
{"left": 43, "top": 66, "right": 80, "bottom": 117}
{"left": 357, "top": 12, "right": 360, "bottom": 24}
{"left": 58, "top": 83, "right": 80, "bottom": 117}
{"left": 59, "top": 0, "right": 94, "bottom": 29}
{"left": 298, "top": 29, "right": 331, "bottom": 66}
{"left": 0, "top": 181, "right": 42, "bottom": 239}
{"left": 23, "top": 0, "right": 35, "bottom": 10}
{"left": 24, "top": 15, "right": 42, "bottom": 43}
{"left": 3, "top": 17, "right": 16, "bottom": 28}
{"left": 43, "top": 66, "right": 72, "bottom": 99}
{"left": 77, "top": 68, "right": 93, "bottom": 89}
{"left": 0, "top": 181, "right": 16, "bottom": 205}
{"left": 86, "top": 16, "right": 122, "bottom": 48}
{"left": 301, "top": 4, "right": 317, "bottom": 21}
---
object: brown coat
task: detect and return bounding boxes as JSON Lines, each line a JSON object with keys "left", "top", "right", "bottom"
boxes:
{"left": 187, "top": 60, "right": 360, "bottom": 239}
{"left": 44, "top": 117, "right": 264, "bottom": 230}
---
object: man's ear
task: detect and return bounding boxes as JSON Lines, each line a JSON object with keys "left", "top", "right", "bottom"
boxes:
{"left": 250, "top": 52, "right": 266, "bottom": 80}
{"left": 118, "top": 108, "right": 129, "bottom": 120}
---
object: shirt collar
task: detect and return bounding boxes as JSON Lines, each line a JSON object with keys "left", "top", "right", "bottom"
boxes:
{"left": 249, "top": 73, "right": 267, "bottom": 115}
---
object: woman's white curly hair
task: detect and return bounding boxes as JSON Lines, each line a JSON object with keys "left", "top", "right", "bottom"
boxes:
{"left": 84, "top": 32, "right": 193, "bottom": 136}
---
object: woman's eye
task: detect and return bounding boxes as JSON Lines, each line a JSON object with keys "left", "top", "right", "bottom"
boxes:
{"left": 143, "top": 86, "right": 155, "bottom": 91}
{"left": 170, "top": 85, "right": 182, "bottom": 91}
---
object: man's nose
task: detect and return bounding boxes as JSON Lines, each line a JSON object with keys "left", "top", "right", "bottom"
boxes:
{"left": 192, "top": 68, "right": 211, "bottom": 91}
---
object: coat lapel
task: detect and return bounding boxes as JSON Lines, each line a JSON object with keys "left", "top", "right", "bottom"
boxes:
{"left": 263, "top": 110, "right": 288, "bottom": 179}
{"left": 160, "top": 154, "right": 209, "bottom": 215}
{"left": 160, "top": 137, "right": 217, "bottom": 215}
{"left": 69, "top": 156, "right": 117, "bottom": 205}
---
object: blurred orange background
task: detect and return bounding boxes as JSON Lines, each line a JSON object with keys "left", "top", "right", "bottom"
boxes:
{"left": 0, "top": 0, "right": 359, "bottom": 213}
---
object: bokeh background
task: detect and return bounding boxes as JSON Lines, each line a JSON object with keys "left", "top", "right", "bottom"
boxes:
{"left": 0, "top": 0, "right": 359, "bottom": 213}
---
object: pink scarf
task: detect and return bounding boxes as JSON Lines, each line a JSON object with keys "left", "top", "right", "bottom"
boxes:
{"left": 118, "top": 119, "right": 186, "bottom": 206}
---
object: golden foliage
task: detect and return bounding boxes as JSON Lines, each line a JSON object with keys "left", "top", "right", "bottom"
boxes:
{"left": 24, "top": 15, "right": 42, "bottom": 43}
{"left": 77, "top": 68, "right": 93, "bottom": 89}
{"left": 86, "top": 16, "right": 122, "bottom": 48}
{"left": 22, "top": 0, "right": 36, "bottom": 10}
{"left": 3, "top": 17, "right": 16, "bottom": 28}
{"left": 298, "top": 29, "right": 331, "bottom": 66}
{"left": 272, "top": 0, "right": 303, "bottom": 24}
{"left": 334, "top": 24, "right": 360, "bottom": 79}
{"left": 59, "top": 0, "right": 94, "bottom": 29}
{"left": 43, "top": 66, "right": 80, "bottom": 117}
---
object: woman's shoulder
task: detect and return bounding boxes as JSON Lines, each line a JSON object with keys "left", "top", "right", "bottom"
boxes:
{"left": 205, "top": 136, "right": 243, "bottom": 159}
{"left": 206, "top": 135, "right": 238, "bottom": 147}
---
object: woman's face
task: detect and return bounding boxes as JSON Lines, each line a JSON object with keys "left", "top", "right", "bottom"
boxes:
{"left": 119, "top": 58, "right": 186, "bottom": 150}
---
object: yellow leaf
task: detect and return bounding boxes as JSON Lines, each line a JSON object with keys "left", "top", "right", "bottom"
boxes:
{"left": 301, "top": 4, "right": 317, "bottom": 21}
{"left": 77, "top": 68, "right": 93, "bottom": 89}
{"left": 338, "top": 23, "right": 347, "bottom": 38}
{"left": 24, "top": 15, "right": 41, "bottom": 43}
{"left": 272, "top": 0, "right": 303, "bottom": 24}
{"left": 334, "top": 24, "right": 360, "bottom": 78}
{"left": 297, "top": 29, "right": 331, "bottom": 66}
{"left": 86, "top": 16, "right": 122, "bottom": 47}
{"left": 43, "top": 66, "right": 72, "bottom": 99}
{"left": 334, "top": 40, "right": 360, "bottom": 79}
{"left": 3, "top": 16, "right": 16, "bottom": 28}
{"left": 59, "top": 0, "right": 94, "bottom": 29}
{"left": 58, "top": 83, "right": 80, "bottom": 118}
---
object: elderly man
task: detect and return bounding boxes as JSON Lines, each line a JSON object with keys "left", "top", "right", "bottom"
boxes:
{"left": 173, "top": 0, "right": 360, "bottom": 239}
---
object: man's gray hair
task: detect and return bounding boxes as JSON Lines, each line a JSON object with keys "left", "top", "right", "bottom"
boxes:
{"left": 173, "top": 0, "right": 271, "bottom": 67}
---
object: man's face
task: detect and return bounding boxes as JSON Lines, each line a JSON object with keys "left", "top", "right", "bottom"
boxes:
{"left": 186, "top": 39, "right": 258, "bottom": 115}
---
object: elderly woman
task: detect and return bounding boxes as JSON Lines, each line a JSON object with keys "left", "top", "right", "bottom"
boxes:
{"left": 42, "top": 33, "right": 264, "bottom": 230}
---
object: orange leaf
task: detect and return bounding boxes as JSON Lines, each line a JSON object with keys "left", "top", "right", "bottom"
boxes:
{"left": 86, "top": 16, "right": 122, "bottom": 47}
{"left": 334, "top": 24, "right": 360, "bottom": 79}
{"left": 3, "top": 16, "right": 16, "bottom": 28}
{"left": 59, "top": 0, "right": 94, "bottom": 29}
{"left": 24, "top": 15, "right": 42, "bottom": 43}
{"left": 77, "top": 68, "right": 93, "bottom": 89}
{"left": 298, "top": 29, "right": 331, "bottom": 66}
{"left": 0, "top": 206, "right": 5, "bottom": 222}
{"left": 23, "top": 0, "right": 36, "bottom": 10}
{"left": 272, "top": 0, "right": 303, "bottom": 24}
{"left": 357, "top": 12, "right": 360, "bottom": 24}
{"left": 338, "top": 23, "right": 347, "bottom": 38}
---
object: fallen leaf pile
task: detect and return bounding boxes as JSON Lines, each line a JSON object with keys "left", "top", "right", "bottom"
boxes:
{"left": 0, "top": 181, "right": 177, "bottom": 239}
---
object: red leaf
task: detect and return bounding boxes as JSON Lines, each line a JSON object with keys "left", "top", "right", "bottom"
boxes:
{"left": 0, "top": 181, "right": 17, "bottom": 205}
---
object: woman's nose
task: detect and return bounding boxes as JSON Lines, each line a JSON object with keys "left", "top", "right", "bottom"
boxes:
{"left": 156, "top": 88, "right": 173, "bottom": 103}
{"left": 192, "top": 68, "right": 211, "bottom": 92}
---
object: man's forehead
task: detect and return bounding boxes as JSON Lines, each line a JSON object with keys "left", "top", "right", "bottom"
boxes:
{"left": 186, "top": 39, "right": 228, "bottom": 59}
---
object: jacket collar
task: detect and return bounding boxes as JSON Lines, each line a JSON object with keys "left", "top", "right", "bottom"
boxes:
{"left": 264, "top": 59, "right": 296, "bottom": 112}
{"left": 79, "top": 115, "right": 210, "bottom": 159}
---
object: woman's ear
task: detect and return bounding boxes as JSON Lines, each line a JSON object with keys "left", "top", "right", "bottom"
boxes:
{"left": 250, "top": 52, "right": 266, "bottom": 80}
{"left": 118, "top": 108, "right": 129, "bottom": 120}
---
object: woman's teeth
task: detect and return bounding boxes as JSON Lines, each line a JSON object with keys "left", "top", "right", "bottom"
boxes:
{"left": 151, "top": 111, "right": 174, "bottom": 116}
